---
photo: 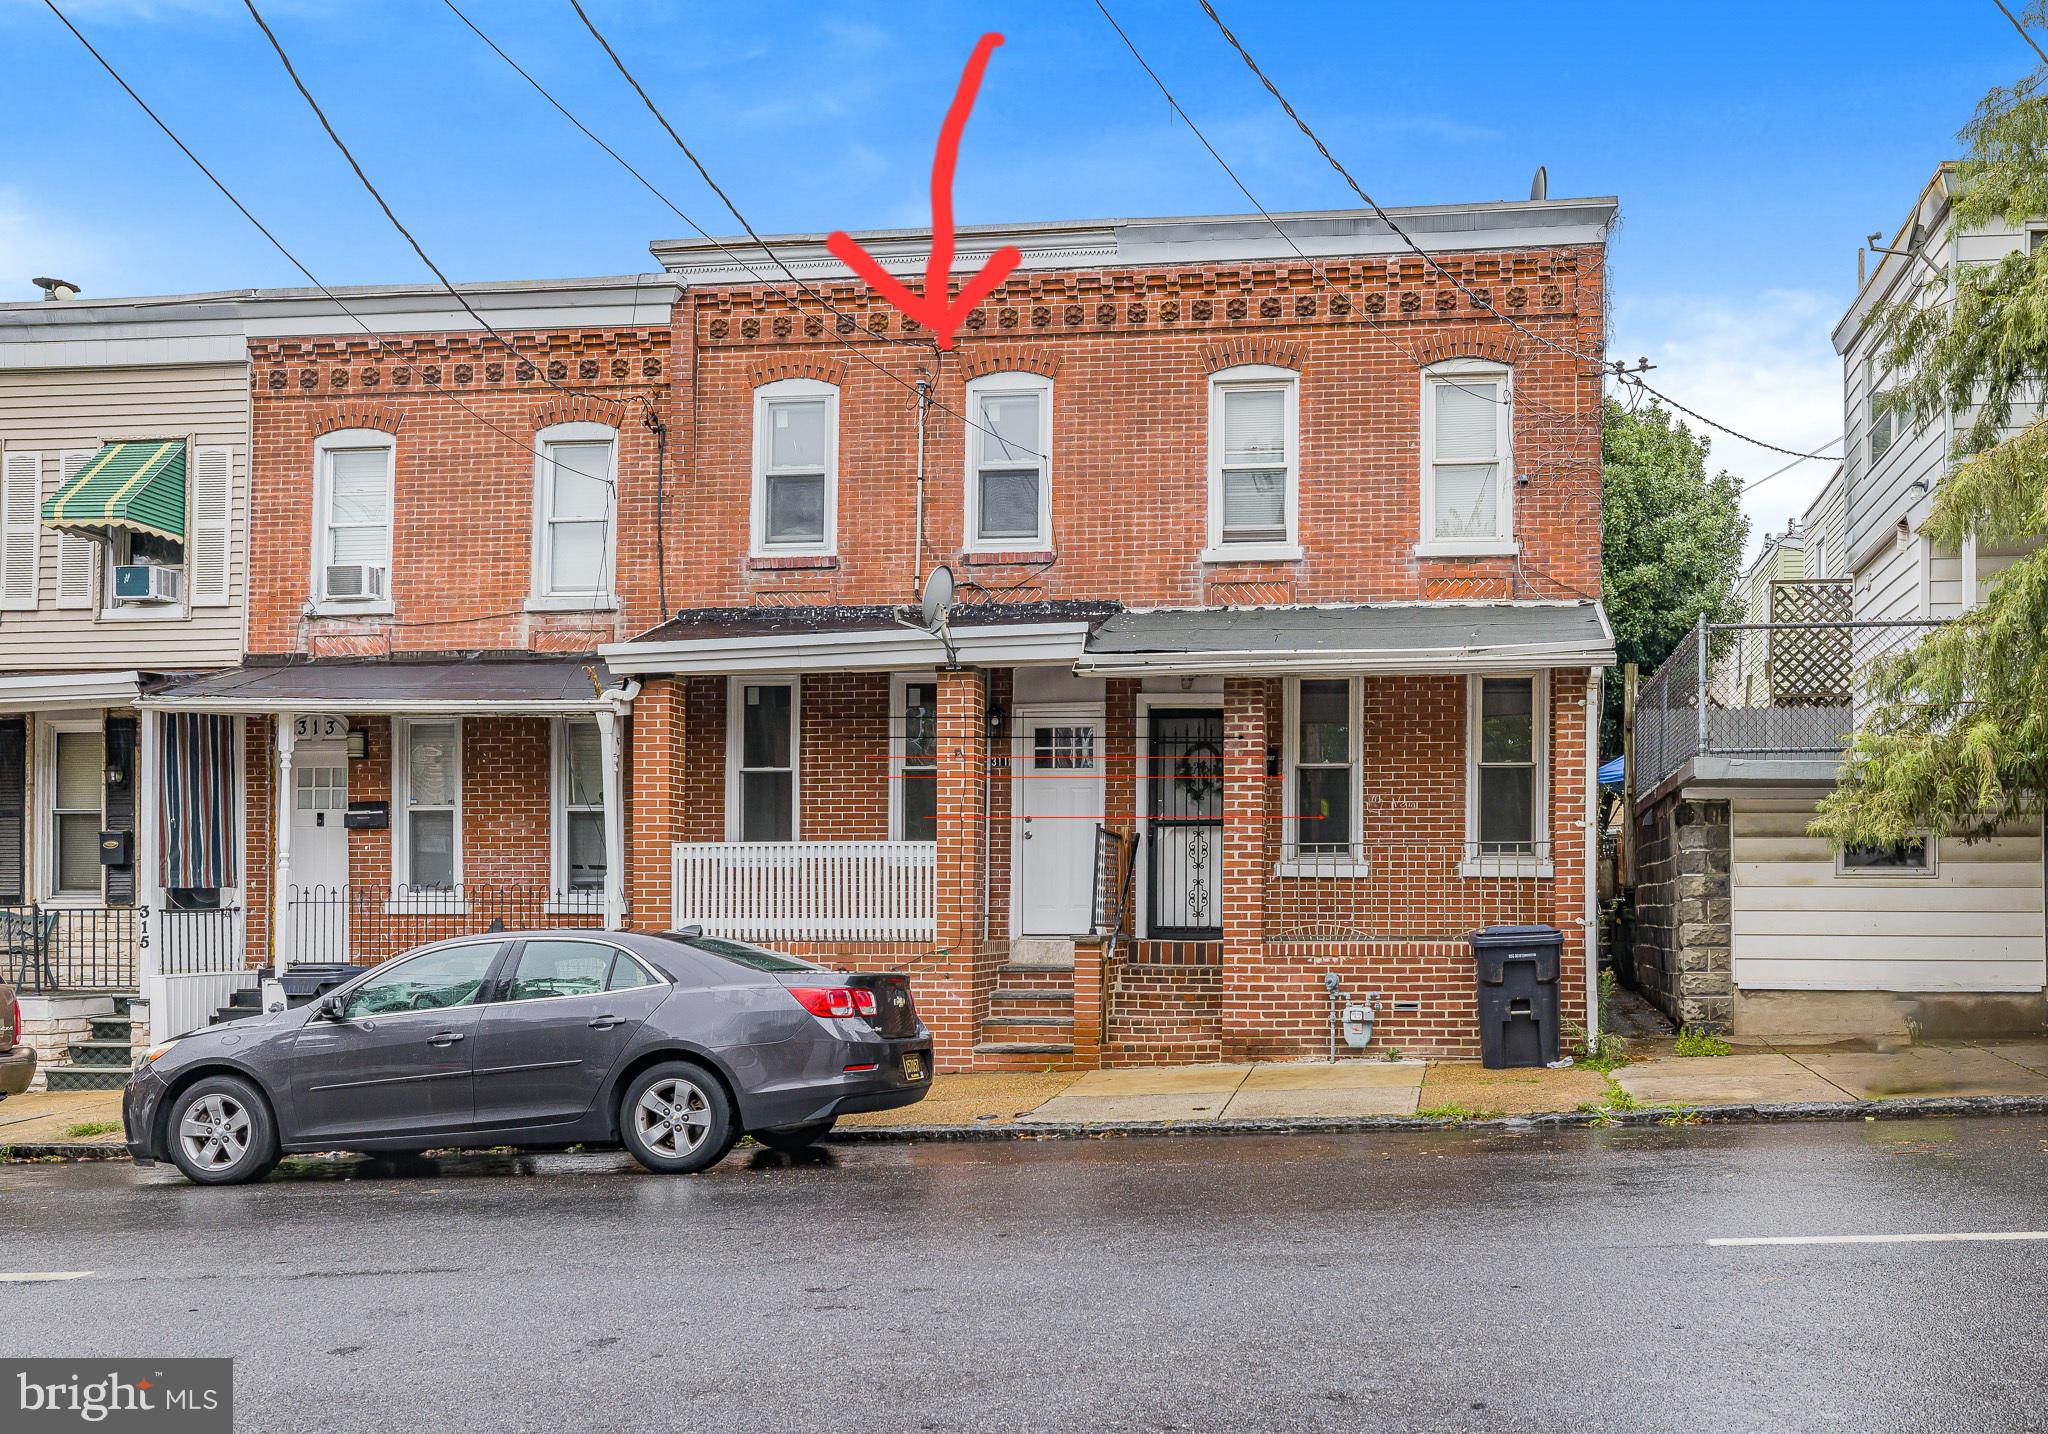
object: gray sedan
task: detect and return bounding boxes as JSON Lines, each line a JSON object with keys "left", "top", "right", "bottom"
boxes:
{"left": 123, "top": 930, "right": 932, "bottom": 1184}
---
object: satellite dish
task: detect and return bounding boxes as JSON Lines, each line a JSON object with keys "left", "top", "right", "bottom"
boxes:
{"left": 919, "top": 564, "right": 956, "bottom": 632}
{"left": 1529, "top": 165, "right": 1548, "bottom": 201}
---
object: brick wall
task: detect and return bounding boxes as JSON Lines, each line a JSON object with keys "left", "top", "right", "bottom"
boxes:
{"left": 245, "top": 328, "right": 669, "bottom": 655}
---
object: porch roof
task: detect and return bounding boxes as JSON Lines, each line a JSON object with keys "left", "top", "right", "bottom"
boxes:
{"left": 1074, "top": 601, "right": 1615, "bottom": 675}
{"left": 602, "top": 601, "right": 1116, "bottom": 675}
{"left": 138, "top": 655, "right": 631, "bottom": 715}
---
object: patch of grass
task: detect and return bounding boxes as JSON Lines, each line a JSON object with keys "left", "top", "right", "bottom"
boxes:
{"left": 1674, "top": 1026, "right": 1733, "bottom": 1058}
{"left": 1579, "top": 1075, "right": 1694, "bottom": 1127}
{"left": 62, "top": 1120, "right": 120, "bottom": 1139}
{"left": 1381, "top": 1046, "right": 1403, "bottom": 1062}
{"left": 1415, "top": 1101, "right": 1505, "bottom": 1123}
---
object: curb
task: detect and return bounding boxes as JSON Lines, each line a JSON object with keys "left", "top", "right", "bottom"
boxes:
{"left": 7, "top": 1094, "right": 2048, "bottom": 1162}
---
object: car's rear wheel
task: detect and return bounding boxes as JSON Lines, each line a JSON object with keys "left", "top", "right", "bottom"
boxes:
{"left": 166, "top": 1075, "right": 279, "bottom": 1186}
{"left": 620, "top": 1061, "right": 735, "bottom": 1174}
{"left": 752, "top": 1119, "right": 835, "bottom": 1153}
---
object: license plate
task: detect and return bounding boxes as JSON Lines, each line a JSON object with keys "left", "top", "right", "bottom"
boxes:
{"left": 902, "top": 1052, "right": 926, "bottom": 1082}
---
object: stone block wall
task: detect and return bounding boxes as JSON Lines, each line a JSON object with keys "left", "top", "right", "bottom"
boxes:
{"left": 1629, "top": 793, "right": 1732, "bottom": 1031}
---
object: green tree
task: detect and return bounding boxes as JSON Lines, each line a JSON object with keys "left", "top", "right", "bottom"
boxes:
{"left": 1813, "top": 38, "right": 2048, "bottom": 847}
{"left": 1600, "top": 397, "right": 1749, "bottom": 755}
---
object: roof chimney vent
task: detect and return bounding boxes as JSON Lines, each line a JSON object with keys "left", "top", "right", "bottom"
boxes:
{"left": 1529, "top": 165, "right": 1548, "bottom": 201}
{"left": 31, "top": 276, "right": 80, "bottom": 302}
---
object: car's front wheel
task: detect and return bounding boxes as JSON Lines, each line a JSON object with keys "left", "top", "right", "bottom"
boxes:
{"left": 166, "top": 1075, "right": 280, "bottom": 1186}
{"left": 620, "top": 1061, "right": 735, "bottom": 1174}
{"left": 752, "top": 1119, "right": 835, "bottom": 1153}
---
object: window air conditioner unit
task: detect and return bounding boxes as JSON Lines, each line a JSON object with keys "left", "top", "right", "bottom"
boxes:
{"left": 113, "top": 563, "right": 182, "bottom": 605}
{"left": 324, "top": 564, "right": 387, "bottom": 601}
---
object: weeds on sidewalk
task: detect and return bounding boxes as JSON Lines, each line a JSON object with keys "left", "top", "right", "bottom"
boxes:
{"left": 63, "top": 1121, "right": 120, "bottom": 1139}
{"left": 1575, "top": 1075, "right": 1697, "bottom": 1127}
{"left": 1415, "top": 1101, "right": 1506, "bottom": 1123}
{"left": 1674, "top": 1027, "right": 1733, "bottom": 1058}
{"left": 1566, "top": 970, "right": 1632, "bottom": 1071}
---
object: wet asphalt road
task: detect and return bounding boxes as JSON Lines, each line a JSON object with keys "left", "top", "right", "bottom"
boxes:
{"left": 4, "top": 1117, "right": 2047, "bottom": 1434}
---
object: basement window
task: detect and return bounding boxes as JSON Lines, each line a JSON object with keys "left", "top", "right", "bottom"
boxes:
{"left": 1838, "top": 837, "right": 1936, "bottom": 877}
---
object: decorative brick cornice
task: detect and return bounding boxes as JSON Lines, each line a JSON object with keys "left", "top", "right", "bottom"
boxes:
{"left": 747, "top": 356, "right": 848, "bottom": 389}
{"left": 530, "top": 394, "right": 630, "bottom": 432}
{"left": 1403, "top": 332, "right": 1526, "bottom": 368}
{"left": 252, "top": 326, "right": 667, "bottom": 398}
{"left": 311, "top": 405, "right": 404, "bottom": 437}
{"left": 1199, "top": 337, "right": 1302, "bottom": 374}
{"left": 959, "top": 347, "right": 1061, "bottom": 380}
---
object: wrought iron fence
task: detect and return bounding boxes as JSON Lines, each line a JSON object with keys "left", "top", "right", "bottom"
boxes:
{"left": 0, "top": 904, "right": 142, "bottom": 993}
{"left": 1634, "top": 615, "right": 1945, "bottom": 794}
{"left": 284, "top": 884, "right": 604, "bottom": 965}
{"left": 158, "top": 906, "right": 246, "bottom": 976}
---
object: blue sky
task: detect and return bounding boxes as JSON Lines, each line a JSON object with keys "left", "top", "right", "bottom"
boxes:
{"left": 0, "top": 0, "right": 2028, "bottom": 546}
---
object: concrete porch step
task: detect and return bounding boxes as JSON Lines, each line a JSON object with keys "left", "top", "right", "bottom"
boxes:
{"left": 44, "top": 1065, "right": 129, "bottom": 1092}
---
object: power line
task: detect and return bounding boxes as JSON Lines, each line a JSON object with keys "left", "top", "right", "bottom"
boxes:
{"left": 1994, "top": 0, "right": 2048, "bottom": 64}
{"left": 1739, "top": 441, "right": 1845, "bottom": 494}
{"left": 43, "top": 0, "right": 631, "bottom": 618}
{"left": 1627, "top": 379, "right": 1844, "bottom": 463}
{"left": 1192, "top": 0, "right": 1838, "bottom": 463}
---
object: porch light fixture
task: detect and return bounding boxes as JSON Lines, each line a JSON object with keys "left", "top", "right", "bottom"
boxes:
{"left": 346, "top": 726, "right": 368, "bottom": 760}
{"left": 985, "top": 696, "right": 1006, "bottom": 736}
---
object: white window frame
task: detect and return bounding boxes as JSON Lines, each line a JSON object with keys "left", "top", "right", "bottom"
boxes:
{"left": 549, "top": 716, "right": 607, "bottom": 912}
{"left": 1278, "top": 676, "right": 1367, "bottom": 876}
{"left": 311, "top": 428, "right": 396, "bottom": 615}
{"left": 1203, "top": 364, "right": 1302, "bottom": 563}
{"left": 1463, "top": 672, "right": 1551, "bottom": 878}
{"left": 888, "top": 671, "right": 939, "bottom": 843}
{"left": 751, "top": 379, "right": 838, "bottom": 558}
{"left": 962, "top": 372, "right": 1053, "bottom": 552}
{"left": 725, "top": 677, "right": 801, "bottom": 842}
{"left": 38, "top": 715, "right": 104, "bottom": 905}
{"left": 1836, "top": 834, "right": 1939, "bottom": 879}
{"left": 98, "top": 524, "right": 190, "bottom": 624}
{"left": 529, "top": 421, "right": 619, "bottom": 611}
{"left": 1418, "top": 361, "right": 1517, "bottom": 558}
{"left": 392, "top": 717, "right": 463, "bottom": 902}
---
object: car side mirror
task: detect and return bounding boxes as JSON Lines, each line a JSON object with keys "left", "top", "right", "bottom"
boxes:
{"left": 318, "top": 994, "right": 348, "bottom": 1022}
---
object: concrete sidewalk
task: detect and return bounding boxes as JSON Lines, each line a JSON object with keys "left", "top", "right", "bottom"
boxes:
{"left": 9, "top": 1038, "right": 2048, "bottom": 1156}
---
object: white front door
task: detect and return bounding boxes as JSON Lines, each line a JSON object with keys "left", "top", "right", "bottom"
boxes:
{"left": 1013, "top": 711, "right": 1103, "bottom": 936}
{"left": 289, "top": 741, "right": 349, "bottom": 962}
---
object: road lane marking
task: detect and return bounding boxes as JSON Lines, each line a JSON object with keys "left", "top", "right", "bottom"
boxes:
{"left": 1710, "top": 1232, "right": 2048, "bottom": 1247}
{"left": 0, "top": 1271, "right": 92, "bottom": 1282}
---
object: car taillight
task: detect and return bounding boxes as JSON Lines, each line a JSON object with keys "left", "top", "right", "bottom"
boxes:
{"left": 4, "top": 995, "right": 14, "bottom": 1046}
{"left": 788, "top": 986, "right": 876, "bottom": 1019}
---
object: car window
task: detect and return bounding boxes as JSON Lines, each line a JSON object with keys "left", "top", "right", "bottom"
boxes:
{"left": 607, "top": 951, "right": 657, "bottom": 991}
{"left": 670, "top": 934, "right": 824, "bottom": 974}
{"left": 342, "top": 942, "right": 499, "bottom": 1018}
{"left": 506, "top": 940, "right": 616, "bottom": 1002}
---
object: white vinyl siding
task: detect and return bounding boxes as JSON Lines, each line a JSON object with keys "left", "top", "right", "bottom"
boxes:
{"left": 1731, "top": 799, "right": 2045, "bottom": 994}
{"left": 0, "top": 362, "right": 246, "bottom": 667}
{"left": 1854, "top": 529, "right": 1923, "bottom": 624}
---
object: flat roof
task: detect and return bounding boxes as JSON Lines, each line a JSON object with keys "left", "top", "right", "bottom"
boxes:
{"left": 144, "top": 655, "right": 627, "bottom": 713}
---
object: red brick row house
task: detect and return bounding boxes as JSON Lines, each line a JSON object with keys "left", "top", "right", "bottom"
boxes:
{"left": 140, "top": 197, "right": 1616, "bottom": 1072}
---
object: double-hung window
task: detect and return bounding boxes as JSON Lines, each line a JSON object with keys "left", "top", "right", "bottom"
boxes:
{"left": 1207, "top": 366, "right": 1299, "bottom": 558}
{"left": 398, "top": 719, "right": 461, "bottom": 891}
{"left": 1467, "top": 675, "right": 1547, "bottom": 872}
{"left": 1279, "top": 678, "right": 1363, "bottom": 872}
{"left": 554, "top": 717, "right": 606, "bottom": 898}
{"left": 891, "top": 675, "right": 937, "bottom": 843}
{"left": 533, "top": 424, "right": 616, "bottom": 606}
{"left": 965, "top": 373, "right": 1051, "bottom": 549}
{"left": 753, "top": 380, "right": 836, "bottom": 555}
{"left": 1867, "top": 359, "right": 1897, "bottom": 465}
{"left": 729, "top": 679, "right": 797, "bottom": 842}
{"left": 1421, "top": 364, "right": 1513, "bottom": 553}
{"left": 314, "top": 430, "right": 394, "bottom": 606}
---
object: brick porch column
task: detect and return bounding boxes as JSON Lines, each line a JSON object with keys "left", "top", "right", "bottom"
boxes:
{"left": 624, "top": 676, "right": 688, "bottom": 931}
{"left": 929, "top": 667, "right": 988, "bottom": 1067}
{"left": 1219, "top": 676, "right": 1270, "bottom": 1063}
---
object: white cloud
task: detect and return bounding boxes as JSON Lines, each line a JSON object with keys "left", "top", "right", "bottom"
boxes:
{"left": 0, "top": 188, "right": 119, "bottom": 303}
{"left": 1611, "top": 287, "right": 1846, "bottom": 560}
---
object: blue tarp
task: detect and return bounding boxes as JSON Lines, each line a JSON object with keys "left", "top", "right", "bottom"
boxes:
{"left": 1598, "top": 755, "right": 1625, "bottom": 790}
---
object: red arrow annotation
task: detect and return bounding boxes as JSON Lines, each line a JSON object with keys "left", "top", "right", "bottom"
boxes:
{"left": 825, "top": 32, "right": 1021, "bottom": 351}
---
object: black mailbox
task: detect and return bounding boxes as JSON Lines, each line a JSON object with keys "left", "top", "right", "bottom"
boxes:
{"left": 343, "top": 801, "right": 389, "bottom": 830}
{"left": 1472, "top": 923, "right": 1563, "bottom": 1069}
{"left": 98, "top": 830, "right": 132, "bottom": 867}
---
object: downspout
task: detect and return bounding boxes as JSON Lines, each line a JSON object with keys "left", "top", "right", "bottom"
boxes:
{"left": 980, "top": 663, "right": 992, "bottom": 949}
{"left": 595, "top": 679, "right": 640, "bottom": 932}
{"left": 1585, "top": 667, "right": 1603, "bottom": 1041}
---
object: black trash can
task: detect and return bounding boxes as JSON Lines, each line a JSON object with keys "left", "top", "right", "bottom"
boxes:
{"left": 1472, "top": 924, "right": 1562, "bottom": 1069}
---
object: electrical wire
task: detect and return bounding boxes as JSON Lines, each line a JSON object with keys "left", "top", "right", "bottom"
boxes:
{"left": 1738, "top": 441, "right": 1845, "bottom": 494}
{"left": 1994, "top": 0, "right": 2048, "bottom": 64}
{"left": 43, "top": 0, "right": 634, "bottom": 621}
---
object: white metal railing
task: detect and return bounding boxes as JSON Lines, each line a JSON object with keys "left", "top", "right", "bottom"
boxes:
{"left": 672, "top": 841, "right": 936, "bottom": 941}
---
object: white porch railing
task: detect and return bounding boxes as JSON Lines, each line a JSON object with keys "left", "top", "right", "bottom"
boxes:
{"left": 672, "top": 841, "right": 936, "bottom": 941}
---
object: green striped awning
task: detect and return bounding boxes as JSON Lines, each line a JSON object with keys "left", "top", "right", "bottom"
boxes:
{"left": 42, "top": 439, "right": 186, "bottom": 541}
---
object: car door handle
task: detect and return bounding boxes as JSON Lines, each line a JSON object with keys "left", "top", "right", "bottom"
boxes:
{"left": 427, "top": 1031, "right": 465, "bottom": 1048}
{"left": 588, "top": 1015, "right": 622, "bottom": 1030}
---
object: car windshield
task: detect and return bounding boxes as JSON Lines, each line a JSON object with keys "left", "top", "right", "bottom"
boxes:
{"left": 661, "top": 933, "right": 824, "bottom": 974}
